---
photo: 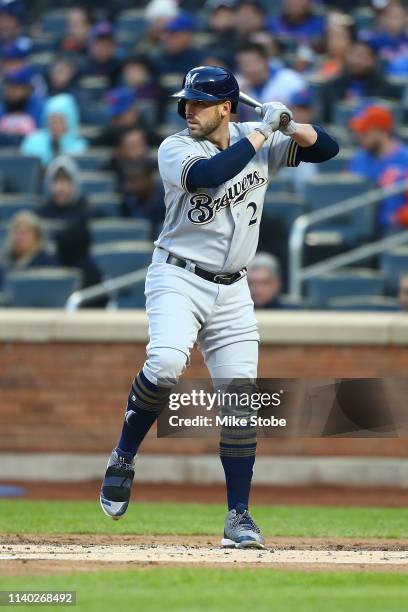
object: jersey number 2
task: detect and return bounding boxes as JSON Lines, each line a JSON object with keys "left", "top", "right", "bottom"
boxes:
{"left": 247, "top": 202, "right": 258, "bottom": 226}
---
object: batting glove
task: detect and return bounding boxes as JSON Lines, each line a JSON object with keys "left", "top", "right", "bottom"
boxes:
{"left": 255, "top": 101, "right": 298, "bottom": 139}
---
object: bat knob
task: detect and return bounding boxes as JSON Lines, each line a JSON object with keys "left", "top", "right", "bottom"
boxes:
{"left": 280, "top": 112, "right": 291, "bottom": 127}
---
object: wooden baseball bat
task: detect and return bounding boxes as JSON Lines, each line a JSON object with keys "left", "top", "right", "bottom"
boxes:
{"left": 238, "top": 92, "right": 291, "bottom": 127}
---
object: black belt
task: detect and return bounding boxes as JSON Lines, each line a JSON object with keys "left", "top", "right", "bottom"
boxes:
{"left": 165, "top": 254, "right": 246, "bottom": 285}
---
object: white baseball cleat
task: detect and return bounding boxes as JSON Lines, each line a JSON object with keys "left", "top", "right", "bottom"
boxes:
{"left": 221, "top": 503, "right": 265, "bottom": 549}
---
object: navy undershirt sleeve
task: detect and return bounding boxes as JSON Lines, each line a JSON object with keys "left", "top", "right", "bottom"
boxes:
{"left": 295, "top": 125, "right": 339, "bottom": 164}
{"left": 186, "top": 137, "right": 256, "bottom": 192}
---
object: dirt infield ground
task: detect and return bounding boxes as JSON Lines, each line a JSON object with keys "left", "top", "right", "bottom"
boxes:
{"left": 1, "top": 535, "right": 408, "bottom": 575}
{"left": 2, "top": 484, "right": 407, "bottom": 576}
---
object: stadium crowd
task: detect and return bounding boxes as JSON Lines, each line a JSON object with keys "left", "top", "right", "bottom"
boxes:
{"left": 0, "top": 0, "right": 407, "bottom": 309}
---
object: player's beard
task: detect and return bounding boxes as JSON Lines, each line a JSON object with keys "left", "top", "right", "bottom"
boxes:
{"left": 188, "top": 107, "right": 223, "bottom": 139}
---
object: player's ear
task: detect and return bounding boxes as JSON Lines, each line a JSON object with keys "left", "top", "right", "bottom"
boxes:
{"left": 221, "top": 100, "right": 231, "bottom": 117}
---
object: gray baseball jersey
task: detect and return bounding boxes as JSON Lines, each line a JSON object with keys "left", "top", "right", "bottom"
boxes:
{"left": 156, "top": 121, "right": 298, "bottom": 273}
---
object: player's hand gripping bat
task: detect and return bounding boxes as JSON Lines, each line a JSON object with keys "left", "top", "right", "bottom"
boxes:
{"left": 238, "top": 92, "right": 292, "bottom": 129}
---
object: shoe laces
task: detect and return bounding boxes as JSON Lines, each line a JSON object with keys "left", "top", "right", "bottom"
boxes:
{"left": 232, "top": 510, "right": 260, "bottom": 533}
{"left": 114, "top": 454, "right": 134, "bottom": 471}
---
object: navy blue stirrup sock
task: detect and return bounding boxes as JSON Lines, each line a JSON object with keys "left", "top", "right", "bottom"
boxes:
{"left": 219, "top": 423, "right": 257, "bottom": 511}
{"left": 118, "top": 370, "right": 171, "bottom": 457}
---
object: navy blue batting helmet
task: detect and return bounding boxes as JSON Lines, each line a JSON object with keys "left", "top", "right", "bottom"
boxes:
{"left": 172, "top": 65, "right": 239, "bottom": 118}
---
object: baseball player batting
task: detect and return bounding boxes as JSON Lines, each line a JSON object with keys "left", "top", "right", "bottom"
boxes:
{"left": 100, "top": 66, "right": 339, "bottom": 548}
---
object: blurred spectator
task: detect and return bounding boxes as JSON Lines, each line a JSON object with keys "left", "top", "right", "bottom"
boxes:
{"left": 121, "top": 55, "right": 160, "bottom": 101}
{"left": 0, "top": 211, "right": 55, "bottom": 274}
{"left": 141, "top": 0, "right": 179, "bottom": 54}
{"left": 46, "top": 56, "right": 80, "bottom": 97}
{"left": 319, "top": 40, "right": 403, "bottom": 123}
{"left": 361, "top": 2, "right": 408, "bottom": 77}
{"left": 122, "top": 55, "right": 162, "bottom": 130}
{"left": 105, "top": 87, "right": 138, "bottom": 126}
{"left": 107, "top": 127, "right": 149, "bottom": 187}
{"left": 235, "top": 1, "right": 266, "bottom": 40}
{"left": 247, "top": 252, "right": 283, "bottom": 309}
{"left": 155, "top": 12, "right": 202, "bottom": 75}
{"left": 248, "top": 30, "right": 281, "bottom": 59}
{"left": 1, "top": 36, "right": 46, "bottom": 99}
{"left": 398, "top": 273, "right": 408, "bottom": 311}
{"left": 205, "top": 0, "right": 267, "bottom": 65}
{"left": 21, "top": 94, "right": 87, "bottom": 166}
{"left": 267, "top": 0, "right": 326, "bottom": 49}
{"left": 292, "top": 43, "right": 316, "bottom": 76}
{"left": 0, "top": 0, "right": 24, "bottom": 44}
{"left": 145, "top": 0, "right": 179, "bottom": 22}
{"left": 60, "top": 6, "right": 93, "bottom": 55}
{"left": 206, "top": 0, "right": 235, "bottom": 36}
{"left": 40, "top": 155, "right": 89, "bottom": 226}
{"left": 56, "top": 223, "right": 108, "bottom": 309}
{"left": 349, "top": 105, "right": 408, "bottom": 232}
{"left": 203, "top": 0, "right": 235, "bottom": 66}
{"left": 82, "top": 21, "right": 122, "bottom": 88}
{"left": 93, "top": 87, "right": 157, "bottom": 147}
{"left": 120, "top": 160, "right": 164, "bottom": 239}
{"left": 315, "top": 12, "right": 354, "bottom": 81}
{"left": 1, "top": 36, "right": 32, "bottom": 72}
{"left": 200, "top": 53, "right": 229, "bottom": 69}
{"left": 278, "top": 88, "right": 318, "bottom": 196}
{"left": 0, "top": 67, "right": 44, "bottom": 139}
{"left": 236, "top": 42, "right": 305, "bottom": 109}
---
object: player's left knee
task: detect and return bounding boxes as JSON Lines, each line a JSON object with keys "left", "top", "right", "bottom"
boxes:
{"left": 144, "top": 347, "right": 188, "bottom": 387}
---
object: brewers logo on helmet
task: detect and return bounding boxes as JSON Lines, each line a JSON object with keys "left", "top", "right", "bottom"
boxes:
{"left": 172, "top": 65, "right": 240, "bottom": 118}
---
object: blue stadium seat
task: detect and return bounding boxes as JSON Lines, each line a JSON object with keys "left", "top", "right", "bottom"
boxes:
{"left": 157, "top": 123, "right": 184, "bottom": 140}
{"left": 31, "top": 36, "right": 56, "bottom": 53}
{"left": 327, "top": 295, "right": 399, "bottom": 312}
{"left": 0, "top": 156, "right": 42, "bottom": 194}
{"left": 4, "top": 268, "right": 81, "bottom": 308}
{"left": 117, "top": 280, "right": 146, "bottom": 309}
{"left": 304, "top": 173, "right": 375, "bottom": 242}
{"left": 28, "top": 52, "right": 54, "bottom": 76}
{"left": 91, "top": 241, "right": 153, "bottom": 278}
{"left": 352, "top": 8, "right": 375, "bottom": 32}
{"left": 306, "top": 269, "right": 385, "bottom": 308}
{"left": 263, "top": 192, "right": 305, "bottom": 229}
{"left": 380, "top": 246, "right": 408, "bottom": 295}
{"left": 305, "top": 174, "right": 372, "bottom": 209}
{"left": 400, "top": 127, "right": 408, "bottom": 145}
{"left": 317, "top": 148, "right": 354, "bottom": 174}
{"left": 78, "top": 99, "right": 108, "bottom": 126}
{"left": 72, "top": 149, "right": 111, "bottom": 171}
{"left": 266, "top": 177, "right": 292, "bottom": 193}
{"left": 0, "top": 224, "right": 7, "bottom": 247}
{"left": 159, "top": 73, "right": 185, "bottom": 94}
{"left": 164, "top": 104, "right": 187, "bottom": 128}
{"left": 80, "top": 172, "right": 116, "bottom": 195}
{"left": 87, "top": 194, "right": 122, "bottom": 218}
{"left": 41, "top": 10, "right": 68, "bottom": 37}
{"left": 78, "top": 77, "right": 109, "bottom": 100}
{"left": 333, "top": 99, "right": 404, "bottom": 129}
{"left": 90, "top": 219, "right": 151, "bottom": 244}
{"left": 80, "top": 125, "right": 103, "bottom": 141}
{"left": 0, "top": 196, "right": 41, "bottom": 221}
{"left": 0, "top": 132, "right": 23, "bottom": 147}
{"left": 116, "top": 10, "right": 146, "bottom": 40}
{"left": 304, "top": 229, "right": 347, "bottom": 266}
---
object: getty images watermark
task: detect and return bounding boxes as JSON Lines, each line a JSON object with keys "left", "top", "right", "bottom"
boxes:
{"left": 158, "top": 378, "right": 408, "bottom": 438}
{"left": 167, "top": 389, "right": 287, "bottom": 428}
